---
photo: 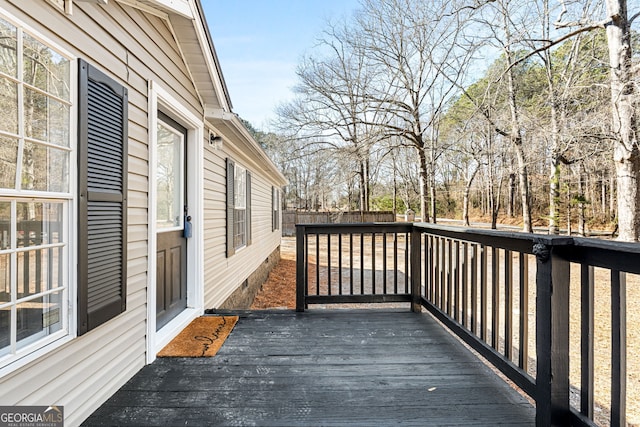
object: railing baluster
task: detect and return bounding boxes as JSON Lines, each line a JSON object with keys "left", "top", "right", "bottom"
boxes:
{"left": 422, "top": 233, "right": 431, "bottom": 301}
{"left": 454, "top": 240, "right": 460, "bottom": 322}
{"left": 519, "top": 252, "right": 529, "bottom": 372}
{"left": 504, "top": 249, "right": 512, "bottom": 360}
{"left": 491, "top": 247, "right": 499, "bottom": 350}
{"left": 580, "top": 264, "right": 594, "bottom": 419}
{"left": 435, "top": 237, "right": 441, "bottom": 309}
{"left": 372, "top": 232, "right": 376, "bottom": 294}
{"left": 315, "top": 233, "right": 320, "bottom": 296}
{"left": 611, "top": 269, "right": 626, "bottom": 427}
{"left": 480, "top": 244, "right": 487, "bottom": 342}
{"left": 447, "top": 239, "right": 453, "bottom": 316}
{"left": 338, "top": 233, "right": 343, "bottom": 295}
{"left": 404, "top": 231, "right": 409, "bottom": 294}
{"left": 329, "top": 234, "right": 333, "bottom": 295}
{"left": 383, "top": 232, "right": 387, "bottom": 294}
{"left": 429, "top": 236, "right": 438, "bottom": 304}
{"left": 350, "top": 233, "right": 354, "bottom": 295}
{"left": 462, "top": 241, "right": 468, "bottom": 328}
{"left": 471, "top": 243, "right": 478, "bottom": 335}
{"left": 360, "top": 233, "right": 364, "bottom": 295}
{"left": 393, "top": 232, "right": 398, "bottom": 294}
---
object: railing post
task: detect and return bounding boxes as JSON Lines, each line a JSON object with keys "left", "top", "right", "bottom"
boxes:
{"left": 534, "top": 238, "right": 571, "bottom": 426}
{"left": 296, "top": 225, "right": 306, "bottom": 312}
{"left": 410, "top": 227, "right": 422, "bottom": 313}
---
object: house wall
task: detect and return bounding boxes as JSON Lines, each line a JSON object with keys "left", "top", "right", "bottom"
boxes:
{"left": 0, "top": 1, "right": 202, "bottom": 425}
{"left": 202, "top": 141, "right": 283, "bottom": 309}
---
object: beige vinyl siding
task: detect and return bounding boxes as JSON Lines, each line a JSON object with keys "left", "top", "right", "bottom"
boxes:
{"left": 0, "top": 1, "right": 200, "bottom": 425}
{"left": 202, "top": 142, "right": 282, "bottom": 308}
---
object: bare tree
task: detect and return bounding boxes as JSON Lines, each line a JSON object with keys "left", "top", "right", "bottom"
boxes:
{"left": 352, "top": 0, "right": 475, "bottom": 222}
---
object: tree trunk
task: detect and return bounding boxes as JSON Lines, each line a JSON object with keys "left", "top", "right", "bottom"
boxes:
{"left": 359, "top": 160, "right": 366, "bottom": 211}
{"left": 606, "top": 0, "right": 640, "bottom": 241}
{"left": 417, "top": 146, "right": 429, "bottom": 222}
{"left": 463, "top": 167, "right": 478, "bottom": 227}
{"left": 507, "top": 173, "right": 516, "bottom": 217}
{"left": 503, "top": 19, "right": 533, "bottom": 233}
{"left": 578, "top": 172, "right": 586, "bottom": 236}
{"left": 549, "top": 161, "right": 561, "bottom": 235}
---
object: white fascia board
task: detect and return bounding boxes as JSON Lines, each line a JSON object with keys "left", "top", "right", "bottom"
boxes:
{"left": 142, "top": 0, "right": 192, "bottom": 18}
{"left": 189, "top": 1, "right": 232, "bottom": 112}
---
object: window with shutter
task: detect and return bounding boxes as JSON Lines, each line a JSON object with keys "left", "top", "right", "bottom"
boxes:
{"left": 77, "top": 59, "right": 127, "bottom": 335}
{"left": 0, "top": 12, "right": 73, "bottom": 367}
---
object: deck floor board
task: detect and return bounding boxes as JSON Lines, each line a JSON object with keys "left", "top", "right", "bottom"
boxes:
{"left": 83, "top": 310, "right": 535, "bottom": 426}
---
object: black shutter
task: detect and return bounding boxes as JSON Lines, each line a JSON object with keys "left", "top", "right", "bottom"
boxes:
{"left": 226, "top": 158, "right": 235, "bottom": 257}
{"left": 246, "top": 171, "right": 252, "bottom": 246}
{"left": 272, "top": 186, "right": 276, "bottom": 232}
{"left": 275, "top": 189, "right": 280, "bottom": 230}
{"left": 78, "top": 59, "right": 128, "bottom": 335}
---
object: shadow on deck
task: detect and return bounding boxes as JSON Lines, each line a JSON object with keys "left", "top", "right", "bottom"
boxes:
{"left": 84, "top": 310, "right": 534, "bottom": 426}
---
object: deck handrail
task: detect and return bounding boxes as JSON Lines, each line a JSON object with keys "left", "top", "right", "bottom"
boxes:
{"left": 295, "top": 222, "right": 639, "bottom": 427}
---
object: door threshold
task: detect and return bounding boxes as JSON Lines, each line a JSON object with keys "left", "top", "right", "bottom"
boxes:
{"left": 154, "top": 308, "right": 200, "bottom": 354}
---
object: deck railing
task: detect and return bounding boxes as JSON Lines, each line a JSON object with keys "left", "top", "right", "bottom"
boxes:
{"left": 295, "top": 222, "right": 640, "bottom": 427}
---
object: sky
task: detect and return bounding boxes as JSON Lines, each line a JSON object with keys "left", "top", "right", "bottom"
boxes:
{"left": 203, "top": 1, "right": 361, "bottom": 131}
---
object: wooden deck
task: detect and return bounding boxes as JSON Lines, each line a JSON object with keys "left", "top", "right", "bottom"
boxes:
{"left": 83, "top": 310, "right": 535, "bottom": 426}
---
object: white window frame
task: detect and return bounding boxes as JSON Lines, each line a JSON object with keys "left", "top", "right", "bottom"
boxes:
{"left": 233, "top": 164, "right": 247, "bottom": 250}
{"left": 0, "top": 10, "right": 77, "bottom": 375}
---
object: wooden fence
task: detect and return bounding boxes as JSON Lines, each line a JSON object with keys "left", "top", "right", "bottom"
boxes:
{"left": 282, "top": 211, "right": 396, "bottom": 236}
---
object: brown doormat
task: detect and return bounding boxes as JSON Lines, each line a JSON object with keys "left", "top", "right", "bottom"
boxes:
{"left": 157, "top": 316, "right": 238, "bottom": 357}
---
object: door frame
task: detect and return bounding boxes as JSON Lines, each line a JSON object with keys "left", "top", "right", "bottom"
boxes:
{"left": 147, "top": 81, "right": 204, "bottom": 364}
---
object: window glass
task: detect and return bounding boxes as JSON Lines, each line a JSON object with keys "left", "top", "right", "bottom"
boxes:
{"left": 233, "top": 166, "right": 247, "bottom": 248}
{"left": 0, "top": 78, "right": 17, "bottom": 134}
{"left": 16, "top": 202, "right": 63, "bottom": 247}
{"left": 0, "top": 137, "right": 18, "bottom": 189}
{"left": 0, "top": 253, "right": 8, "bottom": 304}
{"left": 0, "top": 18, "right": 17, "bottom": 77}
{"left": 0, "top": 304, "right": 8, "bottom": 356}
{"left": 23, "top": 33, "right": 70, "bottom": 100}
{"left": 20, "top": 143, "right": 69, "bottom": 193}
{"left": 24, "top": 87, "right": 70, "bottom": 146}
{"left": 234, "top": 166, "right": 246, "bottom": 208}
{"left": 156, "top": 121, "right": 184, "bottom": 229}
{"left": 16, "top": 291, "right": 63, "bottom": 350}
{"left": 0, "top": 201, "right": 9, "bottom": 250}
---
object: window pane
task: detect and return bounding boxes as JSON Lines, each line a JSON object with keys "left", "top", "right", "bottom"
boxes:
{"left": 17, "top": 247, "right": 62, "bottom": 298}
{"left": 234, "top": 168, "right": 246, "bottom": 208}
{"left": 23, "top": 34, "right": 70, "bottom": 101}
{"left": 16, "top": 292, "right": 62, "bottom": 349}
{"left": 0, "top": 77, "right": 17, "bottom": 134}
{"left": 0, "top": 137, "right": 17, "bottom": 189}
{"left": 24, "top": 88, "right": 70, "bottom": 146}
{"left": 0, "top": 253, "right": 8, "bottom": 303}
{"left": 0, "top": 304, "right": 8, "bottom": 357}
{"left": 17, "top": 202, "right": 63, "bottom": 247}
{"left": 234, "top": 208, "right": 246, "bottom": 248}
{"left": 0, "top": 18, "right": 17, "bottom": 77}
{"left": 156, "top": 123, "right": 183, "bottom": 229}
{"left": 0, "top": 201, "right": 9, "bottom": 250}
{"left": 21, "top": 142, "right": 69, "bottom": 192}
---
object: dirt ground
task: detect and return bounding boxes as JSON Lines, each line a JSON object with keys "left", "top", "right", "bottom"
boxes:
{"left": 250, "top": 237, "right": 298, "bottom": 309}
